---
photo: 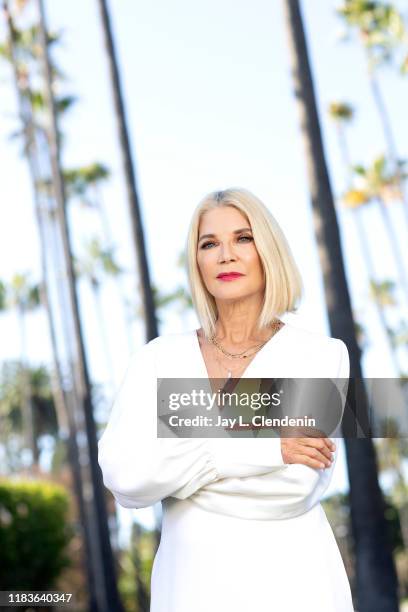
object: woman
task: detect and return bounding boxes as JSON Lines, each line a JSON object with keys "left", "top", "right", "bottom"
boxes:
{"left": 98, "top": 187, "right": 353, "bottom": 611}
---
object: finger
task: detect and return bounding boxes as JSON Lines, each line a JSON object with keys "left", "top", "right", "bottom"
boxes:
{"left": 298, "top": 437, "right": 335, "bottom": 460}
{"left": 302, "top": 445, "right": 333, "bottom": 466}
{"left": 283, "top": 441, "right": 333, "bottom": 467}
{"left": 291, "top": 442, "right": 332, "bottom": 465}
{"left": 292, "top": 453, "right": 330, "bottom": 470}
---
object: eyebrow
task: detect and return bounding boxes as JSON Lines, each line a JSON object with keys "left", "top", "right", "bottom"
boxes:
{"left": 198, "top": 227, "right": 252, "bottom": 243}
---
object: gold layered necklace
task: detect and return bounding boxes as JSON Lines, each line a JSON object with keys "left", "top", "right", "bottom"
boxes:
{"left": 210, "top": 318, "right": 283, "bottom": 380}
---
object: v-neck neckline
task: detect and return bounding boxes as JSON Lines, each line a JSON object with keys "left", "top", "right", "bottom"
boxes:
{"left": 191, "top": 321, "right": 290, "bottom": 383}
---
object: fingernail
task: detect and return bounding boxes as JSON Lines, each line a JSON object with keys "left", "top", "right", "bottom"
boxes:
{"left": 319, "top": 462, "right": 325, "bottom": 468}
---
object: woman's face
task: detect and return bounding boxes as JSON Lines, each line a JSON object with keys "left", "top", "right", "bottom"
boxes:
{"left": 196, "top": 206, "right": 265, "bottom": 302}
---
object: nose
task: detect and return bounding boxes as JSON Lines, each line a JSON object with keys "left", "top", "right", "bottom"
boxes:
{"left": 218, "top": 243, "right": 236, "bottom": 263}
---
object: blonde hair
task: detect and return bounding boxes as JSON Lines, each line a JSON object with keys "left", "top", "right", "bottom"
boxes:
{"left": 185, "top": 187, "right": 303, "bottom": 340}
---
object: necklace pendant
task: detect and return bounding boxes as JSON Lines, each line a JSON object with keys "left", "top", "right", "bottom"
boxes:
{"left": 227, "top": 370, "right": 232, "bottom": 378}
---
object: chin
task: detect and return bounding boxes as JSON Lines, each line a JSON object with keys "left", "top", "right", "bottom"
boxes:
{"left": 215, "top": 289, "right": 250, "bottom": 300}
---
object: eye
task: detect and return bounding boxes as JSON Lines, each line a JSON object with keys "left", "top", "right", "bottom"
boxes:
{"left": 200, "top": 241, "right": 215, "bottom": 249}
{"left": 238, "top": 235, "right": 253, "bottom": 243}
{"left": 200, "top": 235, "right": 253, "bottom": 249}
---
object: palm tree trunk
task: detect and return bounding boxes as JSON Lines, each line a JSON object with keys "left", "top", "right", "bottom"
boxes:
{"left": 36, "top": 2, "right": 124, "bottom": 610}
{"left": 282, "top": 2, "right": 399, "bottom": 610}
{"left": 17, "top": 305, "right": 38, "bottom": 468}
{"left": 96, "top": 0, "right": 158, "bottom": 343}
{"left": 96, "top": 0, "right": 162, "bottom": 552}
{"left": 368, "top": 66, "right": 408, "bottom": 228}
{"left": 335, "top": 125, "right": 403, "bottom": 374}
{"left": 37, "top": 285, "right": 99, "bottom": 603}
{"left": 376, "top": 195, "right": 408, "bottom": 303}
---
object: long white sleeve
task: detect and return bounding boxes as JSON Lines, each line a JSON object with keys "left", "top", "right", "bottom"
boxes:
{"left": 171, "top": 437, "right": 287, "bottom": 500}
{"left": 98, "top": 338, "right": 287, "bottom": 509}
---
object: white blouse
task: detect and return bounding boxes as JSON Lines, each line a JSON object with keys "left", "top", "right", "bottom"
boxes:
{"left": 98, "top": 322, "right": 349, "bottom": 518}
{"left": 98, "top": 321, "right": 353, "bottom": 612}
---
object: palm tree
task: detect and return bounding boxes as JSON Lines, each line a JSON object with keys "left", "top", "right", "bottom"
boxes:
{"left": 282, "top": 1, "right": 399, "bottom": 610}
{"left": 64, "top": 164, "right": 135, "bottom": 353}
{"left": 336, "top": 0, "right": 408, "bottom": 227}
{"left": 375, "top": 418, "right": 408, "bottom": 550}
{"left": 36, "top": 2, "right": 125, "bottom": 609}
{"left": 0, "top": 5, "right": 101, "bottom": 607}
{"left": 0, "top": 361, "right": 59, "bottom": 468}
{"left": 347, "top": 155, "right": 408, "bottom": 303}
{"left": 134, "top": 251, "right": 194, "bottom": 329}
{"left": 96, "top": 0, "right": 158, "bottom": 342}
{"left": 75, "top": 236, "right": 122, "bottom": 388}
{"left": 3, "top": 273, "right": 41, "bottom": 466}
{"left": 328, "top": 103, "right": 406, "bottom": 373}
{"left": 328, "top": 102, "right": 354, "bottom": 179}
{"left": 63, "top": 163, "right": 111, "bottom": 236}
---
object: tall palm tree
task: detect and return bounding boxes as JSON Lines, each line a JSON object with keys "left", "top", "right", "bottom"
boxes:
{"left": 282, "top": 1, "right": 399, "bottom": 610}
{"left": 327, "top": 102, "right": 354, "bottom": 179}
{"left": 3, "top": 1, "right": 134, "bottom": 606}
{"left": 75, "top": 236, "right": 122, "bottom": 387}
{"left": 96, "top": 0, "right": 158, "bottom": 342}
{"left": 336, "top": 0, "right": 408, "bottom": 227}
{"left": 375, "top": 420, "right": 408, "bottom": 550}
{"left": 36, "top": 1, "right": 124, "bottom": 609}
{"left": 64, "top": 164, "right": 135, "bottom": 353}
{"left": 5, "top": 273, "right": 40, "bottom": 466}
{"left": 0, "top": 6, "right": 99, "bottom": 606}
{"left": 96, "top": 0, "right": 164, "bottom": 555}
{"left": 329, "top": 101, "right": 408, "bottom": 539}
{"left": 64, "top": 163, "right": 111, "bottom": 238}
{"left": 0, "top": 362, "right": 58, "bottom": 468}
{"left": 328, "top": 103, "right": 406, "bottom": 373}
{"left": 348, "top": 155, "right": 408, "bottom": 303}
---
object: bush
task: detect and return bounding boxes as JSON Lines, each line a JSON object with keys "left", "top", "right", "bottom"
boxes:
{"left": 0, "top": 478, "right": 73, "bottom": 589}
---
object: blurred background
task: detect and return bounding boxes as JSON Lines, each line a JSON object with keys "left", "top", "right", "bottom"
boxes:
{"left": 0, "top": 0, "right": 407, "bottom": 610}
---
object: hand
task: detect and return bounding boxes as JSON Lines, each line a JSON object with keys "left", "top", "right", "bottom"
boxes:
{"left": 280, "top": 426, "right": 336, "bottom": 469}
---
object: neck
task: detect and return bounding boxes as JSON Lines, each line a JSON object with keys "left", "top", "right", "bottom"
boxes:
{"left": 214, "top": 295, "right": 276, "bottom": 346}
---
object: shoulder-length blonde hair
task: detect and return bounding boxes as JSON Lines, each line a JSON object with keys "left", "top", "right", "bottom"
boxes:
{"left": 185, "top": 187, "right": 303, "bottom": 340}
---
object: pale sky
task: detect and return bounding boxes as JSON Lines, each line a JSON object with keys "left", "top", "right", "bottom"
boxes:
{"left": 0, "top": 0, "right": 407, "bottom": 533}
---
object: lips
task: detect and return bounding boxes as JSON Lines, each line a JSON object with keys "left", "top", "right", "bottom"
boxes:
{"left": 217, "top": 272, "right": 244, "bottom": 279}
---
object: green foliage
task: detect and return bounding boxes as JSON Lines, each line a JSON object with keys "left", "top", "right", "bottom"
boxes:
{"left": 0, "top": 280, "right": 6, "bottom": 310}
{"left": 0, "top": 479, "right": 73, "bottom": 589}
{"left": 147, "top": 249, "right": 194, "bottom": 324}
{"left": 3, "top": 273, "right": 41, "bottom": 312}
{"left": 328, "top": 101, "right": 355, "bottom": 122}
{"left": 75, "top": 237, "right": 122, "bottom": 289}
{"left": 369, "top": 279, "right": 396, "bottom": 306}
{"left": 63, "top": 162, "right": 110, "bottom": 200}
{"left": 383, "top": 493, "right": 405, "bottom": 553}
{"left": 0, "top": 22, "right": 60, "bottom": 62}
{"left": 0, "top": 361, "right": 58, "bottom": 437}
{"left": 153, "top": 284, "right": 193, "bottom": 310}
{"left": 323, "top": 490, "right": 404, "bottom": 554}
{"left": 118, "top": 523, "right": 155, "bottom": 612}
{"left": 336, "top": 0, "right": 408, "bottom": 69}
{"left": 23, "top": 89, "right": 77, "bottom": 115}
{"left": 350, "top": 155, "right": 407, "bottom": 203}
